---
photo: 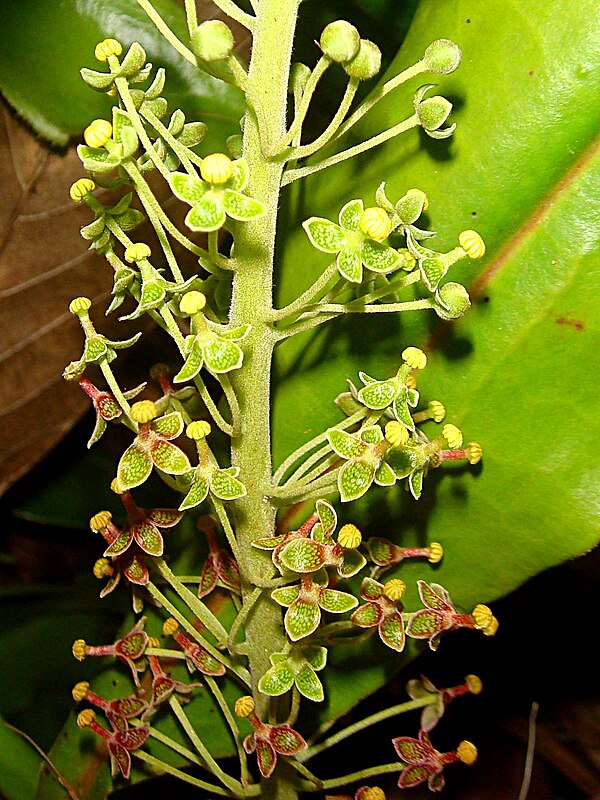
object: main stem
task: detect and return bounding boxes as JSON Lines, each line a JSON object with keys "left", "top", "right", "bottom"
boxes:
{"left": 228, "top": 2, "right": 301, "bottom": 799}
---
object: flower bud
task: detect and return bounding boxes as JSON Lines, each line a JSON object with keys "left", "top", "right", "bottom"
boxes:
{"left": 77, "top": 709, "right": 96, "bottom": 728}
{"left": 95, "top": 38, "right": 123, "bottom": 62}
{"left": 472, "top": 603, "right": 493, "bottom": 630}
{"left": 402, "top": 346, "right": 427, "bottom": 370}
{"left": 163, "top": 618, "right": 179, "bottom": 636}
{"left": 459, "top": 230, "right": 486, "bottom": 259}
{"left": 69, "top": 297, "right": 91, "bottom": 316}
{"left": 180, "top": 291, "right": 207, "bottom": 315}
{"left": 465, "top": 674, "right": 483, "bottom": 694}
{"left": 427, "top": 541, "right": 444, "bottom": 563}
{"left": 84, "top": 119, "right": 113, "bottom": 148}
{"left": 383, "top": 578, "right": 406, "bottom": 601}
{"left": 359, "top": 207, "right": 392, "bottom": 241}
{"left": 90, "top": 510, "right": 112, "bottom": 533}
{"left": 422, "top": 39, "right": 461, "bottom": 75}
{"left": 338, "top": 523, "right": 362, "bottom": 549}
{"left": 456, "top": 740, "right": 478, "bottom": 765}
{"left": 442, "top": 423, "right": 463, "bottom": 448}
{"left": 416, "top": 95, "right": 452, "bottom": 132}
{"left": 319, "top": 20, "right": 361, "bottom": 64}
{"left": 124, "top": 243, "right": 151, "bottom": 263}
{"left": 69, "top": 178, "right": 96, "bottom": 202}
{"left": 200, "top": 153, "right": 234, "bottom": 184}
{"left": 385, "top": 420, "right": 409, "bottom": 447}
{"left": 289, "top": 62, "right": 311, "bottom": 95}
{"left": 483, "top": 615, "right": 499, "bottom": 636}
{"left": 130, "top": 400, "right": 158, "bottom": 424}
{"left": 72, "top": 639, "right": 88, "bottom": 661}
{"left": 93, "top": 558, "right": 113, "bottom": 579}
{"left": 434, "top": 282, "right": 471, "bottom": 320}
{"left": 72, "top": 681, "right": 90, "bottom": 702}
{"left": 466, "top": 441, "right": 482, "bottom": 465}
{"left": 191, "top": 20, "right": 235, "bottom": 62}
{"left": 235, "top": 695, "right": 255, "bottom": 718}
{"left": 395, "top": 189, "right": 428, "bottom": 225}
{"left": 343, "top": 39, "right": 381, "bottom": 80}
{"left": 187, "top": 420, "right": 211, "bottom": 440}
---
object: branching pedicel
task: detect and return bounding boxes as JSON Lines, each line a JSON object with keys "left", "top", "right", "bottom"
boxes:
{"left": 64, "top": 3, "right": 497, "bottom": 798}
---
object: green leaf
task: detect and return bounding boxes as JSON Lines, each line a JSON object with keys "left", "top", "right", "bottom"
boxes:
{"left": 0, "top": 0, "right": 244, "bottom": 148}
{"left": 0, "top": 713, "right": 43, "bottom": 800}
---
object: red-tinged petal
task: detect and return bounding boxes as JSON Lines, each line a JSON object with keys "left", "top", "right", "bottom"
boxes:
{"left": 359, "top": 577, "right": 385, "bottom": 601}
{"left": 216, "top": 552, "right": 241, "bottom": 591}
{"left": 420, "top": 699, "right": 445, "bottom": 733}
{"left": 255, "top": 737, "right": 277, "bottom": 778}
{"left": 133, "top": 521, "right": 164, "bottom": 556}
{"left": 398, "top": 763, "right": 432, "bottom": 789}
{"left": 115, "top": 725, "right": 150, "bottom": 750}
{"left": 243, "top": 733, "right": 256, "bottom": 754}
{"left": 107, "top": 714, "right": 128, "bottom": 733}
{"left": 151, "top": 675, "right": 176, "bottom": 706}
{"left": 379, "top": 612, "right": 406, "bottom": 652}
{"left": 110, "top": 695, "right": 148, "bottom": 719}
{"left": 108, "top": 742, "right": 132, "bottom": 778}
{"left": 367, "top": 536, "right": 402, "bottom": 566}
{"left": 148, "top": 508, "right": 183, "bottom": 527}
{"left": 100, "top": 572, "right": 121, "bottom": 597}
{"left": 392, "top": 735, "right": 434, "bottom": 764}
{"left": 428, "top": 769, "right": 446, "bottom": 792}
{"left": 188, "top": 645, "right": 226, "bottom": 676}
{"left": 117, "top": 630, "right": 147, "bottom": 660}
{"left": 197, "top": 557, "right": 218, "bottom": 599}
{"left": 97, "top": 393, "right": 121, "bottom": 421}
{"left": 122, "top": 554, "right": 149, "bottom": 586}
{"left": 268, "top": 725, "right": 307, "bottom": 756}
{"left": 104, "top": 527, "right": 134, "bottom": 557}
{"left": 351, "top": 602, "right": 383, "bottom": 628}
{"left": 417, "top": 580, "right": 453, "bottom": 612}
{"left": 406, "top": 609, "right": 446, "bottom": 639}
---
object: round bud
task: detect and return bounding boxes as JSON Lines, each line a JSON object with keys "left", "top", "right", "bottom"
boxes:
{"left": 234, "top": 695, "right": 255, "bottom": 718}
{"left": 385, "top": 420, "right": 409, "bottom": 448}
{"left": 77, "top": 709, "right": 96, "bottom": 728}
{"left": 397, "top": 248, "right": 417, "bottom": 271}
{"left": 163, "top": 618, "right": 180, "bottom": 636}
{"left": 416, "top": 95, "right": 452, "bottom": 132}
{"left": 465, "top": 674, "right": 483, "bottom": 695}
{"left": 466, "top": 441, "right": 482, "bottom": 465}
{"left": 483, "top": 615, "right": 499, "bottom": 636}
{"left": 69, "top": 297, "right": 91, "bottom": 316}
{"left": 130, "top": 400, "right": 158, "bottom": 424}
{"left": 84, "top": 119, "right": 113, "bottom": 148}
{"left": 402, "top": 346, "right": 427, "bottom": 370}
{"left": 72, "top": 639, "right": 88, "bottom": 661}
{"left": 423, "top": 39, "right": 462, "bottom": 75}
{"left": 93, "top": 558, "right": 113, "bottom": 579}
{"left": 124, "top": 243, "right": 151, "bottom": 263}
{"left": 434, "top": 282, "right": 471, "bottom": 320}
{"left": 396, "top": 189, "right": 428, "bottom": 225}
{"left": 187, "top": 420, "right": 212, "bottom": 440}
{"left": 359, "top": 207, "right": 392, "bottom": 241}
{"left": 95, "top": 38, "right": 123, "bottom": 62}
{"left": 442, "top": 423, "right": 463, "bottom": 449}
{"left": 89, "top": 510, "right": 112, "bottom": 533}
{"left": 289, "top": 62, "right": 311, "bottom": 95}
{"left": 343, "top": 39, "right": 381, "bottom": 80}
{"left": 200, "top": 153, "right": 234, "bottom": 184}
{"left": 428, "top": 400, "right": 446, "bottom": 423}
{"left": 319, "top": 20, "right": 361, "bottom": 64}
{"left": 69, "top": 178, "right": 96, "bottom": 202}
{"left": 180, "top": 291, "right": 207, "bottom": 315}
{"left": 338, "top": 523, "right": 362, "bottom": 549}
{"left": 383, "top": 578, "right": 406, "bottom": 601}
{"left": 427, "top": 542, "right": 444, "bottom": 564}
{"left": 459, "top": 230, "right": 486, "bottom": 259}
{"left": 456, "top": 740, "right": 478, "bottom": 765}
{"left": 472, "top": 603, "right": 493, "bottom": 630}
{"left": 191, "top": 20, "right": 235, "bottom": 62}
{"left": 72, "top": 681, "right": 90, "bottom": 702}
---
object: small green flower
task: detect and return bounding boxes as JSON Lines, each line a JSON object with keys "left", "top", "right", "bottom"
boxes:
{"left": 79, "top": 193, "right": 145, "bottom": 253}
{"left": 327, "top": 424, "right": 395, "bottom": 502}
{"left": 258, "top": 645, "right": 328, "bottom": 702}
{"left": 303, "top": 198, "right": 401, "bottom": 283}
{"left": 272, "top": 574, "right": 358, "bottom": 642}
{"left": 175, "top": 322, "right": 251, "bottom": 380}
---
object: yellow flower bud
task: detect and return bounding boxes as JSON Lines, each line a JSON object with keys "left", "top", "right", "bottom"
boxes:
{"left": 359, "top": 207, "right": 392, "bottom": 241}
{"left": 338, "top": 523, "right": 362, "bottom": 549}
{"left": 483, "top": 615, "right": 499, "bottom": 636}
{"left": 95, "top": 38, "right": 123, "bottom": 61}
{"left": 385, "top": 420, "right": 409, "bottom": 448}
{"left": 427, "top": 541, "right": 444, "bottom": 564}
{"left": 405, "top": 374, "right": 417, "bottom": 390}
{"left": 234, "top": 695, "right": 255, "bottom": 718}
{"left": 465, "top": 674, "right": 483, "bottom": 694}
{"left": 69, "top": 178, "right": 96, "bottom": 202}
{"left": 471, "top": 603, "right": 493, "bottom": 630}
{"left": 124, "top": 243, "right": 151, "bottom": 263}
{"left": 110, "top": 478, "right": 124, "bottom": 495}
{"left": 428, "top": 400, "right": 446, "bottom": 423}
{"left": 442, "top": 423, "right": 463, "bottom": 449}
{"left": 72, "top": 681, "right": 90, "bottom": 702}
{"left": 93, "top": 558, "right": 113, "bottom": 579}
{"left": 72, "top": 639, "right": 88, "bottom": 661}
{"left": 147, "top": 636, "right": 160, "bottom": 649}
{"left": 163, "top": 618, "right": 179, "bottom": 636}
{"left": 459, "top": 230, "right": 486, "bottom": 259}
{"left": 89, "top": 510, "right": 112, "bottom": 533}
{"left": 180, "top": 291, "right": 207, "bottom": 315}
{"left": 130, "top": 400, "right": 158, "bottom": 424}
{"left": 200, "top": 153, "right": 234, "bottom": 184}
{"left": 402, "top": 346, "right": 427, "bottom": 370}
{"left": 77, "top": 709, "right": 96, "bottom": 728}
{"left": 84, "top": 119, "right": 113, "bottom": 149}
{"left": 361, "top": 789, "right": 386, "bottom": 800}
{"left": 187, "top": 420, "right": 211, "bottom": 440}
{"left": 456, "top": 740, "right": 478, "bottom": 765}
{"left": 69, "top": 297, "right": 91, "bottom": 316}
{"left": 466, "top": 441, "right": 482, "bottom": 465}
{"left": 383, "top": 578, "right": 406, "bottom": 601}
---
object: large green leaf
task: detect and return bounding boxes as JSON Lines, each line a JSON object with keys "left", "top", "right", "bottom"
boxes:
{"left": 0, "top": 0, "right": 244, "bottom": 149}
{"left": 273, "top": 0, "right": 600, "bottom": 720}
{"left": 0, "top": 713, "right": 42, "bottom": 800}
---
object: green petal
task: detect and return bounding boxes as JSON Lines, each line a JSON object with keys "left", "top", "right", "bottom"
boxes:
{"left": 103, "top": 527, "right": 133, "bottom": 557}
{"left": 338, "top": 547, "right": 367, "bottom": 578}
{"left": 133, "top": 521, "right": 164, "bottom": 557}
{"left": 338, "top": 198, "right": 363, "bottom": 231}
{"left": 258, "top": 661, "right": 295, "bottom": 696}
{"left": 360, "top": 577, "right": 385, "bottom": 600}
{"left": 327, "top": 428, "right": 367, "bottom": 459}
{"left": 168, "top": 172, "right": 209, "bottom": 204}
{"left": 318, "top": 588, "right": 358, "bottom": 614}
{"left": 338, "top": 459, "right": 375, "bottom": 502}
{"left": 375, "top": 461, "right": 397, "bottom": 486}
{"left": 203, "top": 337, "right": 244, "bottom": 373}
{"left": 379, "top": 613, "right": 406, "bottom": 652}
{"left": 227, "top": 158, "right": 249, "bottom": 191}
{"left": 357, "top": 378, "right": 400, "bottom": 410}
{"left": 271, "top": 585, "right": 301, "bottom": 607}
{"left": 294, "top": 663, "right": 324, "bottom": 702}
{"left": 359, "top": 425, "right": 383, "bottom": 444}
{"left": 285, "top": 599, "right": 321, "bottom": 641}
{"left": 279, "top": 539, "right": 326, "bottom": 573}
{"left": 386, "top": 447, "right": 419, "bottom": 479}
{"left": 420, "top": 256, "right": 447, "bottom": 291}
{"left": 337, "top": 246, "right": 363, "bottom": 283}
{"left": 392, "top": 388, "right": 416, "bottom": 430}
{"left": 302, "top": 217, "right": 347, "bottom": 253}
{"left": 185, "top": 195, "right": 226, "bottom": 232}
{"left": 351, "top": 602, "right": 382, "bottom": 628}
{"left": 360, "top": 240, "right": 401, "bottom": 273}
{"left": 150, "top": 439, "right": 191, "bottom": 475}
{"left": 173, "top": 341, "right": 204, "bottom": 383}
{"left": 315, "top": 499, "right": 337, "bottom": 538}
{"left": 209, "top": 469, "right": 247, "bottom": 500}
{"left": 117, "top": 441, "right": 152, "bottom": 490}
{"left": 408, "top": 469, "right": 424, "bottom": 499}
{"left": 213, "top": 323, "right": 251, "bottom": 341}
{"left": 302, "top": 645, "right": 328, "bottom": 672}
{"left": 223, "top": 189, "right": 265, "bottom": 221}
{"left": 152, "top": 412, "right": 184, "bottom": 439}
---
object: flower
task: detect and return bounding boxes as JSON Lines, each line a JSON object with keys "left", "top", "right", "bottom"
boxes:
{"left": 145, "top": 655, "right": 202, "bottom": 712}
{"left": 77, "top": 709, "right": 149, "bottom": 779}
{"left": 258, "top": 645, "right": 328, "bottom": 702}
{"left": 71, "top": 681, "right": 150, "bottom": 727}
{"left": 236, "top": 700, "right": 306, "bottom": 777}
{"left": 162, "top": 619, "right": 226, "bottom": 676}
{"left": 196, "top": 515, "right": 241, "bottom": 598}
{"left": 72, "top": 617, "right": 150, "bottom": 686}
{"left": 405, "top": 674, "right": 483, "bottom": 732}
{"left": 326, "top": 424, "right": 396, "bottom": 503}
{"left": 78, "top": 377, "right": 145, "bottom": 447}
{"left": 272, "top": 574, "right": 358, "bottom": 642}
{"left": 350, "top": 577, "right": 406, "bottom": 652}
{"left": 393, "top": 729, "right": 477, "bottom": 791}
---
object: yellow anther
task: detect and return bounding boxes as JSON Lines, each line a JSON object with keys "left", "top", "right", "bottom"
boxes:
{"left": 147, "top": 636, "right": 160, "bottom": 649}
{"left": 200, "top": 153, "right": 234, "bottom": 184}
{"left": 472, "top": 603, "right": 493, "bottom": 630}
{"left": 383, "top": 578, "right": 406, "bottom": 601}
{"left": 466, "top": 441, "right": 482, "bottom": 465}
{"left": 95, "top": 39, "right": 123, "bottom": 61}
{"left": 69, "top": 297, "right": 91, "bottom": 316}
{"left": 187, "top": 420, "right": 212, "bottom": 440}
{"left": 465, "top": 674, "right": 483, "bottom": 694}
{"left": 428, "top": 400, "right": 446, "bottom": 423}
{"left": 124, "top": 243, "right": 151, "bottom": 263}
{"left": 163, "top": 618, "right": 180, "bottom": 636}
{"left": 359, "top": 207, "right": 392, "bottom": 241}
{"left": 385, "top": 420, "right": 409, "bottom": 448}
{"left": 456, "top": 740, "right": 478, "bottom": 765}
{"left": 483, "top": 615, "right": 499, "bottom": 637}
{"left": 442, "top": 423, "right": 463, "bottom": 449}
{"left": 234, "top": 696, "right": 255, "bottom": 718}
{"left": 89, "top": 510, "right": 112, "bottom": 533}
{"left": 72, "top": 639, "right": 88, "bottom": 661}
{"left": 402, "top": 346, "right": 427, "bottom": 370}
{"left": 72, "top": 681, "right": 90, "bottom": 702}
{"left": 84, "top": 119, "right": 113, "bottom": 149}
{"left": 69, "top": 178, "right": 96, "bottom": 202}
{"left": 180, "top": 291, "right": 207, "bottom": 315}
{"left": 110, "top": 478, "right": 124, "bottom": 495}
{"left": 130, "top": 400, "right": 158, "bottom": 424}
{"left": 338, "top": 523, "right": 362, "bottom": 549}
{"left": 459, "top": 230, "right": 486, "bottom": 259}
{"left": 77, "top": 709, "right": 96, "bottom": 728}
{"left": 427, "top": 541, "right": 444, "bottom": 564}
{"left": 93, "top": 558, "right": 113, "bottom": 579}
{"left": 361, "top": 789, "right": 386, "bottom": 800}
{"left": 405, "top": 374, "right": 417, "bottom": 390}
